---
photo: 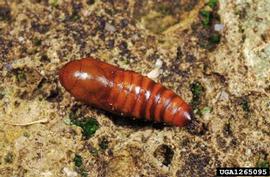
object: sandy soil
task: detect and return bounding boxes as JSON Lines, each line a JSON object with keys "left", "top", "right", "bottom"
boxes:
{"left": 0, "top": 0, "right": 269, "bottom": 176}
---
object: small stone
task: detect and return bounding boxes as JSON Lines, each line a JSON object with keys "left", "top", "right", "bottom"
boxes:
{"left": 131, "top": 34, "right": 139, "bottom": 41}
{"left": 218, "top": 90, "right": 229, "bottom": 101}
{"left": 147, "top": 68, "right": 160, "bottom": 79}
{"left": 105, "top": 23, "right": 116, "bottom": 32}
{"left": 155, "top": 59, "right": 163, "bottom": 68}
{"left": 245, "top": 149, "right": 252, "bottom": 157}
{"left": 18, "top": 36, "right": 24, "bottom": 43}
{"left": 82, "top": 10, "right": 90, "bottom": 17}
{"left": 15, "top": 136, "right": 27, "bottom": 151}
{"left": 41, "top": 171, "right": 53, "bottom": 177}
{"left": 4, "top": 63, "right": 13, "bottom": 71}
{"left": 214, "top": 24, "right": 224, "bottom": 31}
{"left": 63, "top": 167, "right": 78, "bottom": 177}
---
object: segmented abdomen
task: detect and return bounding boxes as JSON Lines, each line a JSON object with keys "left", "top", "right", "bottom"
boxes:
{"left": 108, "top": 70, "right": 190, "bottom": 125}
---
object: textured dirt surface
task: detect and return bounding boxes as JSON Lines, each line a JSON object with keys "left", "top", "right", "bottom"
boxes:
{"left": 0, "top": 0, "right": 269, "bottom": 177}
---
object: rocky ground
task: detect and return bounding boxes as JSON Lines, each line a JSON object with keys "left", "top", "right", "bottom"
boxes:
{"left": 0, "top": 0, "right": 269, "bottom": 177}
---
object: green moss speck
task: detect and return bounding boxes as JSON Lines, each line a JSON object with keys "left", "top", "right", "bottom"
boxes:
{"left": 256, "top": 160, "right": 269, "bottom": 168}
{"left": 77, "top": 168, "right": 88, "bottom": 177}
{"left": 63, "top": 118, "right": 72, "bottom": 125}
{"left": 200, "top": 10, "right": 212, "bottom": 26}
{"left": 99, "top": 137, "right": 109, "bottom": 150}
{"left": 201, "top": 107, "right": 212, "bottom": 114}
{"left": 74, "top": 154, "right": 83, "bottom": 167}
{"left": 210, "top": 34, "right": 221, "bottom": 44}
{"left": 4, "top": 152, "right": 14, "bottom": 164}
{"left": 33, "top": 38, "right": 42, "bottom": 46}
{"left": 23, "top": 132, "right": 30, "bottom": 137}
{"left": 71, "top": 14, "right": 80, "bottom": 21}
{"left": 155, "top": 4, "right": 172, "bottom": 15}
{"left": 190, "top": 81, "right": 203, "bottom": 108}
{"left": 70, "top": 115, "right": 99, "bottom": 139}
{"left": 197, "top": 0, "right": 221, "bottom": 50}
{"left": 49, "top": 0, "right": 58, "bottom": 7}
{"left": 0, "top": 87, "right": 4, "bottom": 99}
{"left": 208, "top": 0, "right": 218, "bottom": 8}
{"left": 241, "top": 98, "right": 250, "bottom": 112}
{"left": 73, "top": 154, "right": 88, "bottom": 177}
{"left": 0, "top": 92, "right": 4, "bottom": 99}
{"left": 191, "top": 82, "right": 203, "bottom": 96}
{"left": 90, "top": 147, "right": 99, "bottom": 156}
{"left": 16, "top": 70, "right": 26, "bottom": 82}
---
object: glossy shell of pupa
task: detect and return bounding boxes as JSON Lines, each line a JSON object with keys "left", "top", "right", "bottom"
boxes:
{"left": 59, "top": 57, "right": 192, "bottom": 126}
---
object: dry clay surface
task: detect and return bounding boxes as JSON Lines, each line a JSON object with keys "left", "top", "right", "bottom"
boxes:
{"left": 0, "top": 0, "right": 269, "bottom": 177}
